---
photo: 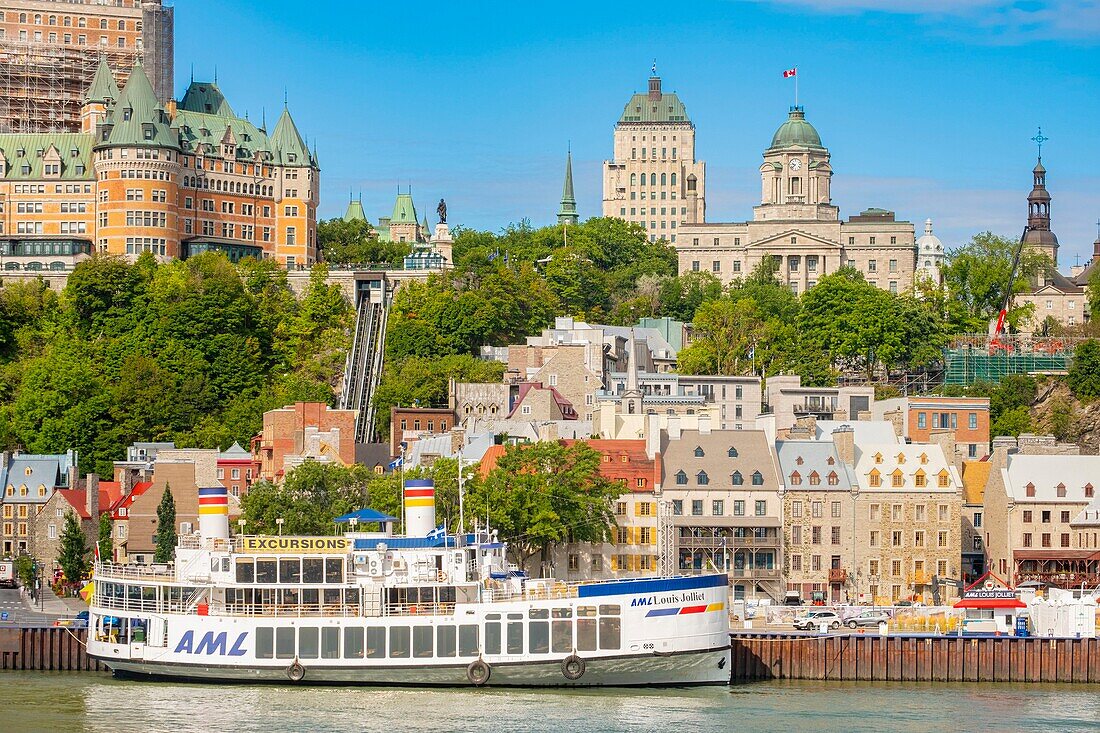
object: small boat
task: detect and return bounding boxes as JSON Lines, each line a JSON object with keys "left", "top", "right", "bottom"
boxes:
{"left": 87, "top": 482, "right": 730, "bottom": 686}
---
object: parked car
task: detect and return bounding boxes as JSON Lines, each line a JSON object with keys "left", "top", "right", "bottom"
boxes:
{"left": 793, "top": 610, "right": 841, "bottom": 631}
{"left": 845, "top": 610, "right": 890, "bottom": 629}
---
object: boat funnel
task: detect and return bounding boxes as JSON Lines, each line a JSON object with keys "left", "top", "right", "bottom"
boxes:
{"left": 403, "top": 479, "right": 435, "bottom": 537}
{"left": 197, "top": 486, "right": 230, "bottom": 540}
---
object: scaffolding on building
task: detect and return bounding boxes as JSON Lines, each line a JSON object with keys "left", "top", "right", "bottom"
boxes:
{"left": 942, "top": 333, "right": 1080, "bottom": 386}
{"left": 0, "top": 40, "right": 142, "bottom": 133}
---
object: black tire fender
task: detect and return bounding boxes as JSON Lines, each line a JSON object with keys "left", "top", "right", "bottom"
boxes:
{"left": 561, "top": 654, "right": 586, "bottom": 681}
{"left": 467, "top": 658, "right": 491, "bottom": 686}
{"left": 287, "top": 659, "right": 306, "bottom": 683}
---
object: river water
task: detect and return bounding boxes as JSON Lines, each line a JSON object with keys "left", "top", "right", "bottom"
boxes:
{"left": 2, "top": 673, "right": 1098, "bottom": 732}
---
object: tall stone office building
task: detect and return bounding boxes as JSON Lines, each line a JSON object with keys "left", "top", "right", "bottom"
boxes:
{"left": 602, "top": 69, "right": 706, "bottom": 243}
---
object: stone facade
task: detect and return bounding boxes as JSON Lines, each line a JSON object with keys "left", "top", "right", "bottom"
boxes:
{"left": 602, "top": 71, "right": 706, "bottom": 243}
{"left": 603, "top": 372, "right": 762, "bottom": 431}
{"left": 676, "top": 107, "right": 916, "bottom": 294}
{"left": 765, "top": 375, "right": 875, "bottom": 432}
{"left": 252, "top": 402, "right": 356, "bottom": 482}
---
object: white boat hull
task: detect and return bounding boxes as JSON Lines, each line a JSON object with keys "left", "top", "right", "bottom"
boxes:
{"left": 98, "top": 646, "right": 730, "bottom": 687}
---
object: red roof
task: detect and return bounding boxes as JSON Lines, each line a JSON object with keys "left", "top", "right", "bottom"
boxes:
{"left": 955, "top": 598, "right": 1027, "bottom": 609}
{"left": 109, "top": 481, "right": 153, "bottom": 519}
{"left": 55, "top": 483, "right": 125, "bottom": 520}
{"left": 506, "top": 382, "right": 577, "bottom": 420}
{"left": 477, "top": 445, "right": 507, "bottom": 478}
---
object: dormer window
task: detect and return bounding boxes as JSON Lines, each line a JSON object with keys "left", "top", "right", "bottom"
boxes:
{"left": 16, "top": 147, "right": 25, "bottom": 157}
{"left": 70, "top": 148, "right": 78, "bottom": 157}
{"left": 796, "top": 456, "right": 804, "bottom": 465}
{"left": 35, "top": 147, "right": 44, "bottom": 157}
{"left": 1057, "top": 483, "right": 1067, "bottom": 498}
{"left": 808, "top": 471, "right": 820, "bottom": 486}
{"left": 693, "top": 446, "right": 704, "bottom": 458}
{"left": 874, "top": 453, "right": 883, "bottom": 465}
{"left": 1026, "top": 482, "right": 1036, "bottom": 498}
{"left": 827, "top": 456, "right": 835, "bottom": 465}
{"left": 790, "top": 471, "right": 802, "bottom": 486}
{"left": 896, "top": 453, "right": 905, "bottom": 465}
{"left": 828, "top": 471, "right": 839, "bottom": 486}
{"left": 675, "top": 470, "right": 687, "bottom": 486}
{"left": 696, "top": 471, "right": 709, "bottom": 486}
{"left": 142, "top": 123, "right": 154, "bottom": 139}
{"left": 919, "top": 453, "right": 929, "bottom": 465}
{"left": 727, "top": 447, "right": 738, "bottom": 458}
{"left": 751, "top": 471, "right": 764, "bottom": 486}
{"left": 1087, "top": 483, "right": 1095, "bottom": 498}
{"left": 732, "top": 471, "right": 743, "bottom": 485}
{"left": 288, "top": 153, "right": 297, "bottom": 163}
{"left": 123, "top": 107, "right": 132, "bottom": 121}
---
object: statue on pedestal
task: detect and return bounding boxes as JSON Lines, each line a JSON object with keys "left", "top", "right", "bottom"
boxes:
{"left": 437, "top": 198, "right": 447, "bottom": 224}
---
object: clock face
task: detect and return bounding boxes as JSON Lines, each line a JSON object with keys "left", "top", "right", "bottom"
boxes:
{"left": 789, "top": 158, "right": 802, "bottom": 171}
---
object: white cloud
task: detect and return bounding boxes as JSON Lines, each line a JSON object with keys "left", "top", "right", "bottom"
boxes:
{"left": 744, "top": 0, "right": 1100, "bottom": 42}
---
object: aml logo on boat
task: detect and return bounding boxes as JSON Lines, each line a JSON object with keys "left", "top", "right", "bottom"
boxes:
{"left": 630, "top": 590, "right": 706, "bottom": 607}
{"left": 174, "top": 630, "right": 248, "bottom": 656}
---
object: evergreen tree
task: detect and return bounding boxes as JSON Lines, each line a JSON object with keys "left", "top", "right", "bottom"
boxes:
{"left": 97, "top": 511, "right": 112, "bottom": 564}
{"left": 57, "top": 510, "right": 91, "bottom": 587}
{"left": 154, "top": 485, "right": 177, "bottom": 564}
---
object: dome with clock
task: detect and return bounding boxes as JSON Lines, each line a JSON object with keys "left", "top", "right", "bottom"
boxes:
{"left": 769, "top": 106, "right": 824, "bottom": 150}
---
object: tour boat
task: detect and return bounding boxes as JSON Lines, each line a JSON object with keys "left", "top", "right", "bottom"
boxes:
{"left": 87, "top": 482, "right": 731, "bottom": 686}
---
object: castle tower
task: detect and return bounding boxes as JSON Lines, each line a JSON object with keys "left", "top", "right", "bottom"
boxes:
{"left": 557, "top": 150, "right": 579, "bottom": 226}
{"left": 92, "top": 61, "right": 182, "bottom": 260}
{"left": 81, "top": 57, "right": 120, "bottom": 134}
{"left": 269, "top": 106, "right": 319, "bottom": 267}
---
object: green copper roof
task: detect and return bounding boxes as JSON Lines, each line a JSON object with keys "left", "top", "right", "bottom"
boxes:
{"left": 174, "top": 109, "right": 272, "bottom": 160}
{"left": 344, "top": 198, "right": 366, "bottom": 222}
{"left": 99, "top": 63, "right": 178, "bottom": 150}
{"left": 618, "top": 79, "right": 690, "bottom": 124}
{"left": 269, "top": 107, "right": 310, "bottom": 167}
{"left": 769, "top": 107, "right": 823, "bottom": 150}
{"left": 557, "top": 150, "right": 578, "bottom": 225}
{"left": 0, "top": 133, "right": 94, "bottom": 180}
{"left": 178, "top": 81, "right": 235, "bottom": 117}
{"left": 391, "top": 193, "right": 418, "bottom": 224}
{"left": 85, "top": 57, "right": 120, "bottom": 104}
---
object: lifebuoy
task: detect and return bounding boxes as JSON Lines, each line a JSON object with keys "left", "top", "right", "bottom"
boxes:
{"left": 438, "top": 570, "right": 449, "bottom": 583}
{"left": 287, "top": 659, "right": 306, "bottom": 682}
{"left": 467, "top": 658, "right": 491, "bottom": 686}
{"left": 561, "top": 654, "right": 585, "bottom": 681}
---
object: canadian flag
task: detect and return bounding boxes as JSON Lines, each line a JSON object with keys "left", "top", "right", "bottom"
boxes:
{"left": 783, "top": 68, "right": 797, "bottom": 78}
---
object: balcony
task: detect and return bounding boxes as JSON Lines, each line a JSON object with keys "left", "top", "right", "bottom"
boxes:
{"left": 675, "top": 534, "right": 780, "bottom": 550}
{"left": 828, "top": 568, "right": 848, "bottom": 584}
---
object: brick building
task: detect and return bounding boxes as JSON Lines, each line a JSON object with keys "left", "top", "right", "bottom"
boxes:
{"left": 390, "top": 406, "right": 456, "bottom": 455}
{"left": 0, "top": 59, "right": 319, "bottom": 275}
{"left": 252, "top": 402, "right": 356, "bottom": 482}
{"left": 216, "top": 442, "right": 253, "bottom": 498}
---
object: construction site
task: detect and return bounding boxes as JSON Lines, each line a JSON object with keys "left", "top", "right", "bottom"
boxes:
{"left": 942, "top": 333, "right": 1079, "bottom": 386}
{"left": 0, "top": 0, "right": 173, "bottom": 133}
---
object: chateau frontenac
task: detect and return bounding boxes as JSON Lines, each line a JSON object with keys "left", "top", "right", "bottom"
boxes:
{"left": 0, "top": 58, "right": 318, "bottom": 272}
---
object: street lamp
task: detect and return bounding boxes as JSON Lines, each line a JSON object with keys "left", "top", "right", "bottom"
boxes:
{"left": 275, "top": 518, "right": 284, "bottom": 536}
{"left": 237, "top": 518, "right": 246, "bottom": 536}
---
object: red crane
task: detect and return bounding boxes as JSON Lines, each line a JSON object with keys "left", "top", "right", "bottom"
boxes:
{"left": 989, "top": 226, "right": 1031, "bottom": 354}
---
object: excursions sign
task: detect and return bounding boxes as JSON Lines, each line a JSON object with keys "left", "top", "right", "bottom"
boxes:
{"left": 240, "top": 537, "right": 351, "bottom": 554}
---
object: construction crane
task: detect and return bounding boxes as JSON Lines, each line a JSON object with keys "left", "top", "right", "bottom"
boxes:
{"left": 989, "top": 225, "right": 1031, "bottom": 354}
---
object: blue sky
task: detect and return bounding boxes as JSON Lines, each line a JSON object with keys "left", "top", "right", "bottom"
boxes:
{"left": 179, "top": 1, "right": 1100, "bottom": 265}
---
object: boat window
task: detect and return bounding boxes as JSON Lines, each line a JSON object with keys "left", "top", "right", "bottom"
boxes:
{"left": 413, "top": 626, "right": 434, "bottom": 658}
{"left": 458, "top": 625, "right": 479, "bottom": 657}
{"left": 485, "top": 613, "right": 501, "bottom": 620}
{"left": 302, "top": 558, "right": 324, "bottom": 584}
{"left": 344, "top": 627, "right": 364, "bottom": 659}
{"left": 302, "top": 589, "right": 319, "bottom": 608}
{"left": 437, "top": 626, "right": 457, "bottom": 657}
{"left": 599, "top": 605, "right": 621, "bottom": 616}
{"left": 366, "top": 627, "right": 386, "bottom": 659}
{"left": 599, "top": 617, "right": 621, "bottom": 650}
{"left": 578, "top": 606, "right": 597, "bottom": 617}
{"left": 529, "top": 608, "right": 549, "bottom": 619}
{"left": 577, "top": 616, "right": 597, "bottom": 652}
{"left": 321, "top": 627, "right": 339, "bottom": 659}
{"left": 552, "top": 608, "right": 572, "bottom": 619}
{"left": 299, "top": 627, "right": 319, "bottom": 659}
{"left": 280, "top": 588, "right": 299, "bottom": 607}
{"left": 235, "top": 559, "right": 254, "bottom": 583}
{"left": 323, "top": 589, "right": 341, "bottom": 607}
{"left": 325, "top": 557, "right": 343, "bottom": 584}
{"left": 529, "top": 620, "right": 550, "bottom": 654}
{"left": 256, "top": 559, "right": 277, "bottom": 584}
{"left": 256, "top": 627, "right": 273, "bottom": 659}
{"left": 389, "top": 626, "right": 411, "bottom": 658}
{"left": 439, "top": 586, "right": 456, "bottom": 605}
{"left": 485, "top": 622, "right": 501, "bottom": 655}
{"left": 507, "top": 620, "right": 523, "bottom": 655}
{"left": 275, "top": 627, "right": 295, "bottom": 659}
{"left": 344, "top": 588, "right": 360, "bottom": 608}
{"left": 279, "top": 558, "right": 301, "bottom": 584}
{"left": 551, "top": 618, "right": 573, "bottom": 653}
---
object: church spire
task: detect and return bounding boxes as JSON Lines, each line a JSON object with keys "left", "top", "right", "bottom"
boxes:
{"left": 1023, "top": 127, "right": 1058, "bottom": 267}
{"left": 557, "top": 149, "right": 578, "bottom": 226}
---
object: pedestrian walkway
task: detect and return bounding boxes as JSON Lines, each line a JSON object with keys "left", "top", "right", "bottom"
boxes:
{"left": 17, "top": 586, "right": 85, "bottom": 618}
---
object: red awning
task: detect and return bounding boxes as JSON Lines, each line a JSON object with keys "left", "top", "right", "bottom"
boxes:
{"left": 954, "top": 598, "right": 1027, "bottom": 609}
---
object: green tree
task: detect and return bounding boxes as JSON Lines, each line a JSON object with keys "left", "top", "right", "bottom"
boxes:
{"left": 14, "top": 555, "right": 36, "bottom": 588}
{"left": 317, "top": 217, "right": 409, "bottom": 266}
{"left": 1068, "top": 340, "right": 1100, "bottom": 400}
{"left": 154, "top": 486, "right": 177, "bottom": 564}
{"left": 97, "top": 511, "right": 113, "bottom": 564}
{"left": 57, "top": 510, "right": 91, "bottom": 586}
{"left": 241, "top": 461, "right": 374, "bottom": 535}
{"left": 677, "top": 298, "right": 764, "bottom": 375}
{"left": 465, "top": 441, "right": 620, "bottom": 575}
{"left": 942, "top": 232, "right": 1046, "bottom": 333}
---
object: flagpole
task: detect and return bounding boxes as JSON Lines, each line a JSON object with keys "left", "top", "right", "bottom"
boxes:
{"left": 795, "top": 66, "right": 799, "bottom": 108}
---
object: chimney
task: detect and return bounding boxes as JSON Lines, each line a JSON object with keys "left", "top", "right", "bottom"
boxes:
{"left": 927, "top": 431, "right": 958, "bottom": 470}
{"left": 832, "top": 426, "right": 855, "bottom": 466}
{"left": 885, "top": 408, "right": 904, "bottom": 438}
{"left": 85, "top": 473, "right": 99, "bottom": 520}
{"left": 794, "top": 414, "right": 817, "bottom": 435}
{"left": 646, "top": 414, "right": 661, "bottom": 459}
{"left": 538, "top": 422, "right": 559, "bottom": 443}
{"left": 667, "top": 415, "right": 681, "bottom": 441}
{"left": 648, "top": 75, "right": 661, "bottom": 100}
{"left": 698, "top": 412, "right": 712, "bottom": 435}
